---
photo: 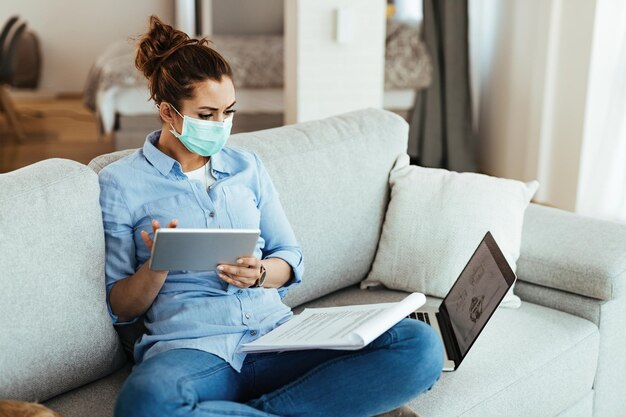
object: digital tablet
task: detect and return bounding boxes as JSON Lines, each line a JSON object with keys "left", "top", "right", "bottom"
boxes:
{"left": 149, "top": 228, "right": 260, "bottom": 271}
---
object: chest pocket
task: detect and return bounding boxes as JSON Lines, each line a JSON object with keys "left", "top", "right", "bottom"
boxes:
{"left": 142, "top": 192, "right": 205, "bottom": 229}
{"left": 222, "top": 185, "right": 261, "bottom": 229}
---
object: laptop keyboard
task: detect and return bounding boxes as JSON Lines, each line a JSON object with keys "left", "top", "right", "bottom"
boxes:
{"left": 408, "top": 311, "right": 431, "bottom": 325}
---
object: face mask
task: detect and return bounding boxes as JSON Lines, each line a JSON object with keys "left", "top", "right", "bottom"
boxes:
{"left": 167, "top": 104, "right": 233, "bottom": 157}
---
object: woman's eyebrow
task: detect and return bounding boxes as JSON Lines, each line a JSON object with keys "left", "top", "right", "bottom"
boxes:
{"left": 198, "top": 101, "right": 237, "bottom": 111}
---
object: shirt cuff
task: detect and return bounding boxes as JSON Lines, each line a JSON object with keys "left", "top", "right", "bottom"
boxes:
{"left": 264, "top": 250, "right": 304, "bottom": 299}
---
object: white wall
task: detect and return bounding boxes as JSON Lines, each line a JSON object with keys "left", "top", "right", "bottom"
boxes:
{"left": 0, "top": 0, "right": 173, "bottom": 94}
{"left": 284, "top": 0, "right": 386, "bottom": 124}
{"left": 212, "top": 0, "right": 283, "bottom": 35}
{"left": 470, "top": 0, "right": 596, "bottom": 211}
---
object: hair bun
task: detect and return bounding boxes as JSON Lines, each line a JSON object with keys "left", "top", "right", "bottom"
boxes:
{"left": 134, "top": 15, "right": 232, "bottom": 108}
{"left": 135, "top": 15, "right": 197, "bottom": 79}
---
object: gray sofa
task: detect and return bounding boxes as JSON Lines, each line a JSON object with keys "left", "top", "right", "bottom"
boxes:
{"left": 1, "top": 108, "right": 625, "bottom": 417}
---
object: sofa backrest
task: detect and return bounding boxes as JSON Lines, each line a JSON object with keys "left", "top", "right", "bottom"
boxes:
{"left": 0, "top": 159, "right": 126, "bottom": 402}
{"left": 88, "top": 108, "right": 409, "bottom": 307}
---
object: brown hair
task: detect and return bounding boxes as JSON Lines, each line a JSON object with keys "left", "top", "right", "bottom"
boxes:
{"left": 135, "top": 15, "right": 233, "bottom": 110}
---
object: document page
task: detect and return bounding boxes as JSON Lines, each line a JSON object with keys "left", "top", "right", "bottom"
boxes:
{"left": 240, "top": 293, "right": 426, "bottom": 353}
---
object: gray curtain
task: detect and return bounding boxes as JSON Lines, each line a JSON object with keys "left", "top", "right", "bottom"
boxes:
{"left": 408, "top": 0, "right": 476, "bottom": 172}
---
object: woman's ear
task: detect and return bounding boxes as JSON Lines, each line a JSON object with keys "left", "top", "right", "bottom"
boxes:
{"left": 159, "top": 102, "right": 178, "bottom": 125}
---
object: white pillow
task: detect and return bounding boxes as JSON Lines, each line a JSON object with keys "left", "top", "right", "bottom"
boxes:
{"left": 361, "top": 154, "right": 539, "bottom": 308}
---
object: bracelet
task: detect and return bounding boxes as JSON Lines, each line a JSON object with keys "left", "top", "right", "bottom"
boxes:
{"left": 255, "top": 264, "right": 267, "bottom": 287}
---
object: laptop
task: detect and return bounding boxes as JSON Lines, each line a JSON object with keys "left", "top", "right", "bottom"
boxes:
{"left": 408, "top": 231, "right": 516, "bottom": 371}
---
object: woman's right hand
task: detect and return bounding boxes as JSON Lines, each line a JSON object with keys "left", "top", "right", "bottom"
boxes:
{"left": 110, "top": 218, "right": 178, "bottom": 321}
{"left": 141, "top": 218, "right": 178, "bottom": 252}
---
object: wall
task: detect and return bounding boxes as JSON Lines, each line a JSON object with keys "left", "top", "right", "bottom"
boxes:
{"left": 469, "top": 0, "right": 596, "bottom": 211}
{"left": 0, "top": 0, "right": 173, "bottom": 94}
{"left": 284, "top": 0, "right": 386, "bottom": 124}
{"left": 211, "top": 0, "right": 283, "bottom": 35}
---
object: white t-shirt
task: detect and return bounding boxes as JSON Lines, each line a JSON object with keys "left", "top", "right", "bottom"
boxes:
{"left": 184, "top": 161, "right": 216, "bottom": 191}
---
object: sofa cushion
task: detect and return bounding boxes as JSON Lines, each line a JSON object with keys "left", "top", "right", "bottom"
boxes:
{"left": 43, "top": 364, "right": 131, "bottom": 417}
{"left": 89, "top": 108, "right": 410, "bottom": 308}
{"left": 0, "top": 159, "right": 126, "bottom": 402}
{"left": 297, "top": 285, "right": 599, "bottom": 417}
{"left": 88, "top": 149, "right": 135, "bottom": 174}
{"left": 361, "top": 154, "right": 538, "bottom": 308}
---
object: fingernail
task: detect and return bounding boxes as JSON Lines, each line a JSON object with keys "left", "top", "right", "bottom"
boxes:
{"left": 217, "top": 266, "right": 224, "bottom": 271}
{"left": 237, "top": 259, "right": 243, "bottom": 264}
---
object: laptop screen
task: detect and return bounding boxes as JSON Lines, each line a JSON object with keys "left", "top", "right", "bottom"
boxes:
{"left": 442, "top": 235, "right": 513, "bottom": 358}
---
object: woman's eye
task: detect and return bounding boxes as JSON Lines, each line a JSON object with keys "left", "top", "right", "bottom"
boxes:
{"left": 199, "top": 114, "right": 212, "bottom": 119}
{"left": 226, "top": 109, "right": 237, "bottom": 115}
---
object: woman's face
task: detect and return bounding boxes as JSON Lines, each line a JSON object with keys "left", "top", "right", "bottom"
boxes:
{"left": 170, "top": 76, "right": 236, "bottom": 132}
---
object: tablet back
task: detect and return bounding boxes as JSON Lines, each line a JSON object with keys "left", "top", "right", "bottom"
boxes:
{"left": 149, "top": 228, "right": 260, "bottom": 271}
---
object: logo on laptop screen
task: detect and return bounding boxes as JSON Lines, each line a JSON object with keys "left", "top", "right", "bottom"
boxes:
{"left": 469, "top": 295, "right": 485, "bottom": 323}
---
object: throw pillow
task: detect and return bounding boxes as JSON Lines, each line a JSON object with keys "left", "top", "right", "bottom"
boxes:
{"left": 361, "top": 154, "right": 539, "bottom": 308}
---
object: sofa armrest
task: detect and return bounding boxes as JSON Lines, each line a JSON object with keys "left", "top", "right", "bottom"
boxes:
{"left": 517, "top": 204, "right": 626, "bottom": 301}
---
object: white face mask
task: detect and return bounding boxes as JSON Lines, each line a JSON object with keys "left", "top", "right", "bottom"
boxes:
{"left": 165, "top": 104, "right": 234, "bottom": 157}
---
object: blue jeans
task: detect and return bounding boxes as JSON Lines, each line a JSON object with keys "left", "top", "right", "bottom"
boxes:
{"left": 115, "top": 318, "right": 443, "bottom": 417}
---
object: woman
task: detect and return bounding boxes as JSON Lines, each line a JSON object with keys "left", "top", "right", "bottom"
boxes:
{"left": 100, "top": 15, "right": 443, "bottom": 417}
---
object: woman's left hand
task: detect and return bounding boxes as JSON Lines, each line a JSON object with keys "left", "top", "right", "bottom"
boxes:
{"left": 217, "top": 257, "right": 262, "bottom": 288}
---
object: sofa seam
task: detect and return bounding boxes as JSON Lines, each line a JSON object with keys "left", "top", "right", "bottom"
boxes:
{"left": 591, "top": 302, "right": 604, "bottom": 392}
{"left": 457, "top": 328, "right": 599, "bottom": 416}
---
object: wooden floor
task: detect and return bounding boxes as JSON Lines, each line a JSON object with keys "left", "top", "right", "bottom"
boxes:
{"left": 0, "top": 97, "right": 114, "bottom": 173}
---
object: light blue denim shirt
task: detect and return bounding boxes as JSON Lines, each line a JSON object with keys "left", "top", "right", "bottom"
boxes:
{"left": 98, "top": 130, "right": 304, "bottom": 371}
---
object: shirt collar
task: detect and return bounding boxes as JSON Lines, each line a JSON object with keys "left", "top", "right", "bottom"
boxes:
{"left": 209, "top": 150, "right": 231, "bottom": 176}
{"left": 143, "top": 130, "right": 232, "bottom": 178}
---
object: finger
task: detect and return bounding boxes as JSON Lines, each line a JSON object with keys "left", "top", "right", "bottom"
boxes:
{"left": 236, "top": 257, "right": 260, "bottom": 268}
{"left": 151, "top": 219, "right": 161, "bottom": 234}
{"left": 218, "top": 271, "right": 255, "bottom": 288}
{"left": 217, "top": 268, "right": 254, "bottom": 285}
{"left": 217, "top": 270, "right": 243, "bottom": 287}
{"left": 218, "top": 265, "right": 258, "bottom": 279}
{"left": 140, "top": 230, "right": 153, "bottom": 251}
{"left": 168, "top": 219, "right": 178, "bottom": 228}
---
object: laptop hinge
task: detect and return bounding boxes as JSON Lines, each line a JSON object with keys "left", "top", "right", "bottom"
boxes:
{"left": 436, "top": 311, "right": 462, "bottom": 365}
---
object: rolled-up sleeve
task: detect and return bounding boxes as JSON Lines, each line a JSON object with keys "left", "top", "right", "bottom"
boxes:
{"left": 254, "top": 153, "right": 304, "bottom": 299}
{"left": 99, "top": 171, "right": 139, "bottom": 325}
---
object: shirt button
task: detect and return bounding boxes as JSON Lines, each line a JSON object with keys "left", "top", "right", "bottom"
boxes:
{"left": 209, "top": 211, "right": 215, "bottom": 218}
{"left": 250, "top": 330, "right": 257, "bottom": 336}
{"left": 245, "top": 312, "right": 252, "bottom": 319}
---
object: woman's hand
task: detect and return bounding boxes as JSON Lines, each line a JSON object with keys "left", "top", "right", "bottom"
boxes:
{"left": 110, "top": 218, "right": 177, "bottom": 321}
{"left": 140, "top": 219, "right": 178, "bottom": 252}
{"left": 217, "top": 257, "right": 262, "bottom": 288}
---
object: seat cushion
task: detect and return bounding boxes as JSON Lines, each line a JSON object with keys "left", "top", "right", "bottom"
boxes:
{"left": 43, "top": 364, "right": 131, "bottom": 417}
{"left": 297, "top": 286, "right": 599, "bottom": 417}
